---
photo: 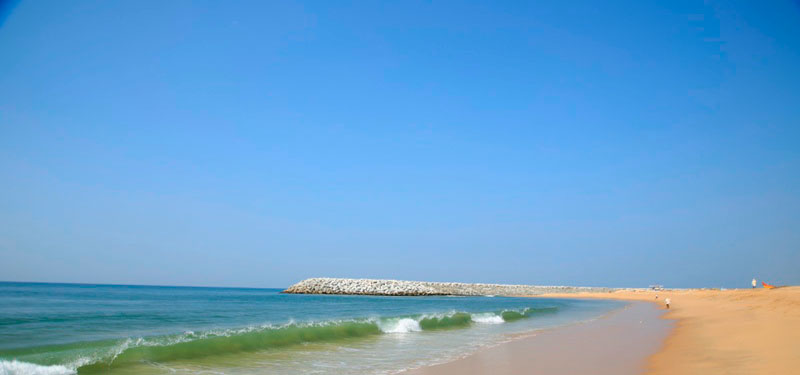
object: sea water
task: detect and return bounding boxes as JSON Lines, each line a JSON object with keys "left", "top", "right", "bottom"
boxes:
{"left": 0, "top": 282, "right": 624, "bottom": 375}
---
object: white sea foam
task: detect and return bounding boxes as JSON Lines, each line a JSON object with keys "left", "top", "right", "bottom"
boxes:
{"left": 0, "top": 360, "right": 75, "bottom": 375}
{"left": 379, "top": 318, "right": 422, "bottom": 333}
{"left": 471, "top": 313, "right": 504, "bottom": 324}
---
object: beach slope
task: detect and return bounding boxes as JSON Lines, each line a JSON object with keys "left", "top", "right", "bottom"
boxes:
{"left": 534, "top": 287, "right": 800, "bottom": 375}
{"left": 402, "top": 301, "right": 670, "bottom": 375}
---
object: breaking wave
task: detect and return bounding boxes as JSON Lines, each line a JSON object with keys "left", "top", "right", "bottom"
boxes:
{"left": 0, "top": 307, "right": 557, "bottom": 374}
{"left": 0, "top": 360, "right": 76, "bottom": 375}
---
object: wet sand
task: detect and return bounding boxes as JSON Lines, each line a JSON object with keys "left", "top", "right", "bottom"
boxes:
{"left": 402, "top": 301, "right": 671, "bottom": 375}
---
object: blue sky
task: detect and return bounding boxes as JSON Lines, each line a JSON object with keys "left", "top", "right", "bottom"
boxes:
{"left": 1, "top": 0, "right": 798, "bottom": 288}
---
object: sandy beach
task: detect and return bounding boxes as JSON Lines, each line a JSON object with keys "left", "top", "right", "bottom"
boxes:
{"left": 405, "top": 286, "right": 800, "bottom": 375}
{"left": 402, "top": 301, "right": 671, "bottom": 375}
{"left": 537, "top": 286, "right": 800, "bottom": 374}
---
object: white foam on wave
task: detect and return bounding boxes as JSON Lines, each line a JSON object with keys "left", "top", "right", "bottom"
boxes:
{"left": 379, "top": 318, "right": 422, "bottom": 333}
{"left": 0, "top": 360, "right": 76, "bottom": 375}
{"left": 471, "top": 313, "right": 504, "bottom": 324}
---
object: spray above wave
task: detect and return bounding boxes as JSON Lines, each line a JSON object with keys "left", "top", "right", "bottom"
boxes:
{"left": 1, "top": 308, "right": 556, "bottom": 375}
{"left": 471, "top": 313, "right": 505, "bottom": 324}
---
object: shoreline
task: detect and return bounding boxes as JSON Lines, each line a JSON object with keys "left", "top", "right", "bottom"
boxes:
{"left": 531, "top": 287, "right": 800, "bottom": 374}
{"left": 400, "top": 301, "right": 671, "bottom": 375}
{"left": 402, "top": 286, "right": 800, "bottom": 375}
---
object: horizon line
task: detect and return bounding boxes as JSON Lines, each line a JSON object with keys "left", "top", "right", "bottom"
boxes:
{"left": 0, "top": 280, "right": 286, "bottom": 290}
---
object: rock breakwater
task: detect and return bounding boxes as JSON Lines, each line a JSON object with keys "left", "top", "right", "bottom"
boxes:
{"left": 283, "top": 278, "right": 616, "bottom": 296}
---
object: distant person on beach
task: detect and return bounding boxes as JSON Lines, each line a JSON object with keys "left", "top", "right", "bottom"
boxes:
{"left": 665, "top": 298, "right": 671, "bottom": 309}
{"left": 752, "top": 278, "right": 757, "bottom": 288}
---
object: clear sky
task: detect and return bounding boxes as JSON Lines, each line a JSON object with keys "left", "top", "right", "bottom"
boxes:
{"left": 1, "top": 1, "right": 798, "bottom": 289}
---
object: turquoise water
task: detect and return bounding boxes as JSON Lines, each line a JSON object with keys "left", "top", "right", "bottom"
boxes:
{"left": 0, "top": 282, "right": 624, "bottom": 375}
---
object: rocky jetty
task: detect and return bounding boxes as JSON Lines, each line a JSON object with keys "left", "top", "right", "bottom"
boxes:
{"left": 282, "top": 278, "right": 616, "bottom": 296}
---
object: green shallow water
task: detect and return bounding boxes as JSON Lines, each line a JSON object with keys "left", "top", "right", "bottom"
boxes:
{"left": 419, "top": 312, "right": 473, "bottom": 330}
{"left": 78, "top": 323, "right": 381, "bottom": 373}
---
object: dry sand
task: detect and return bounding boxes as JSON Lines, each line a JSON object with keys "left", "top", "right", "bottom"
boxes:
{"left": 535, "top": 286, "right": 800, "bottom": 374}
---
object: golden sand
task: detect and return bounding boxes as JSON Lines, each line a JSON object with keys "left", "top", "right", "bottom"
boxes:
{"left": 535, "top": 286, "right": 800, "bottom": 374}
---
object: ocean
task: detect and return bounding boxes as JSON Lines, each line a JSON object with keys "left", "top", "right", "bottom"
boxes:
{"left": 0, "top": 282, "right": 624, "bottom": 375}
